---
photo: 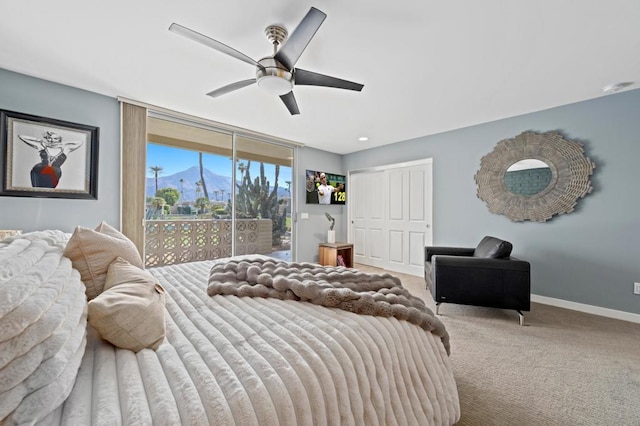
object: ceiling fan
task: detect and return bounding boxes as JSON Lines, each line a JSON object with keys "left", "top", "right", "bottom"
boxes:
{"left": 169, "top": 7, "right": 364, "bottom": 115}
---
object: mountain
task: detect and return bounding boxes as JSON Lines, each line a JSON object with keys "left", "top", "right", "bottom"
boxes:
{"left": 146, "top": 166, "right": 289, "bottom": 202}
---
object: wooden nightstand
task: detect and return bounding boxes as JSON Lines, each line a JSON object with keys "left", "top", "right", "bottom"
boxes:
{"left": 318, "top": 242, "right": 354, "bottom": 268}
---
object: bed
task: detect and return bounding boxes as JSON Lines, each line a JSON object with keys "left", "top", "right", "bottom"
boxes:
{"left": 0, "top": 228, "right": 460, "bottom": 425}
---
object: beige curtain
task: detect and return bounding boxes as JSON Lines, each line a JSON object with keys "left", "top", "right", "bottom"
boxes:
{"left": 121, "top": 102, "right": 147, "bottom": 257}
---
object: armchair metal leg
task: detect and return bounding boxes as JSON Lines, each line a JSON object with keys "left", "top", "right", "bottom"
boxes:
{"left": 435, "top": 302, "right": 441, "bottom": 315}
{"left": 517, "top": 310, "right": 525, "bottom": 326}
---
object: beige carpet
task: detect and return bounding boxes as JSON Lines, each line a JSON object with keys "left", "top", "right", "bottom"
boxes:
{"left": 354, "top": 264, "right": 640, "bottom": 425}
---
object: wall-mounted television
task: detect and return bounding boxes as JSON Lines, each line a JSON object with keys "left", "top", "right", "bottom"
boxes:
{"left": 305, "top": 169, "right": 346, "bottom": 205}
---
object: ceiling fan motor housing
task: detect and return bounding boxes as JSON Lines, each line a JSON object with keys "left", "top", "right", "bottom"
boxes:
{"left": 256, "top": 57, "right": 293, "bottom": 95}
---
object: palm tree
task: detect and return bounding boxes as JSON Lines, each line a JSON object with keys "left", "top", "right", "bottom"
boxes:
{"left": 195, "top": 180, "right": 202, "bottom": 199}
{"left": 195, "top": 197, "right": 210, "bottom": 214}
{"left": 213, "top": 190, "right": 220, "bottom": 201}
{"left": 198, "top": 152, "right": 209, "bottom": 200}
{"left": 150, "top": 166, "right": 163, "bottom": 195}
{"left": 151, "top": 197, "right": 166, "bottom": 218}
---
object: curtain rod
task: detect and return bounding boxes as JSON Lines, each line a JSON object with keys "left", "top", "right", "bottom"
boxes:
{"left": 117, "top": 96, "right": 304, "bottom": 148}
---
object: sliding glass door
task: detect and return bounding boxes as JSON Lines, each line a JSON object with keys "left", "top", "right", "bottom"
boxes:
{"left": 142, "top": 115, "right": 294, "bottom": 267}
{"left": 235, "top": 136, "right": 293, "bottom": 261}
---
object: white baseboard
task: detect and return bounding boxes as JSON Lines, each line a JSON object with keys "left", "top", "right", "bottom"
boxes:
{"left": 531, "top": 294, "right": 640, "bottom": 324}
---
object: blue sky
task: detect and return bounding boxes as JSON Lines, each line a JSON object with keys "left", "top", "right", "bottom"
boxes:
{"left": 147, "top": 143, "right": 291, "bottom": 185}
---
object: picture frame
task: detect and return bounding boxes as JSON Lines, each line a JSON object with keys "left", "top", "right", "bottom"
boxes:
{"left": 0, "top": 109, "right": 99, "bottom": 199}
{"left": 305, "top": 169, "right": 346, "bottom": 205}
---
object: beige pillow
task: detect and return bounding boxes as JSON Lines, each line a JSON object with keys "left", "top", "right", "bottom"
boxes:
{"left": 88, "top": 257, "right": 166, "bottom": 352}
{"left": 64, "top": 221, "right": 143, "bottom": 300}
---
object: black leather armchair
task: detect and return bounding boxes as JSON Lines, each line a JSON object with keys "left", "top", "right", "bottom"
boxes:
{"left": 424, "top": 236, "right": 530, "bottom": 325}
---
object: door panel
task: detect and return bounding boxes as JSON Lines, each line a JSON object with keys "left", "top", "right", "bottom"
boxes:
{"left": 409, "top": 231, "right": 425, "bottom": 267}
{"left": 352, "top": 173, "right": 367, "bottom": 260}
{"left": 353, "top": 172, "right": 368, "bottom": 220}
{"left": 368, "top": 172, "right": 384, "bottom": 220}
{"left": 351, "top": 171, "right": 386, "bottom": 267}
{"left": 389, "top": 230, "right": 404, "bottom": 263}
{"left": 353, "top": 228, "right": 366, "bottom": 257}
{"left": 350, "top": 160, "right": 432, "bottom": 276}
{"left": 389, "top": 171, "right": 403, "bottom": 220}
{"left": 369, "top": 228, "right": 384, "bottom": 261}
{"left": 396, "top": 163, "right": 432, "bottom": 275}
{"left": 409, "top": 168, "right": 426, "bottom": 221}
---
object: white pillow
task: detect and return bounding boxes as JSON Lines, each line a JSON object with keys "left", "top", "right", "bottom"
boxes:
{"left": 63, "top": 222, "right": 143, "bottom": 300}
{"left": 88, "top": 257, "right": 166, "bottom": 352}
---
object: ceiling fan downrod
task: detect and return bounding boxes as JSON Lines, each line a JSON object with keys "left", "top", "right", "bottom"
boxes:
{"left": 264, "top": 25, "right": 288, "bottom": 54}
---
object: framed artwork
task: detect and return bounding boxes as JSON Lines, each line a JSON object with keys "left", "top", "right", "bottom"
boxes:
{"left": 305, "top": 169, "right": 346, "bottom": 205}
{"left": 0, "top": 109, "right": 99, "bottom": 199}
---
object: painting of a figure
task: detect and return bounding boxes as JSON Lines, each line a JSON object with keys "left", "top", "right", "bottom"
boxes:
{"left": 19, "top": 131, "right": 84, "bottom": 188}
{"left": 1, "top": 110, "right": 99, "bottom": 199}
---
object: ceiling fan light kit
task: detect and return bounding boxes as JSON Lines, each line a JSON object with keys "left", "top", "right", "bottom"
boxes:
{"left": 170, "top": 7, "right": 364, "bottom": 115}
{"left": 256, "top": 57, "right": 294, "bottom": 96}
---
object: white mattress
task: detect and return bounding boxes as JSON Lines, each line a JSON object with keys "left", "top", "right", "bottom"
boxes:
{"left": 43, "top": 260, "right": 460, "bottom": 425}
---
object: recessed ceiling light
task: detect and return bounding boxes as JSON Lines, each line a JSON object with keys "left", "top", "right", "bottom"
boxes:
{"left": 602, "top": 82, "right": 634, "bottom": 94}
{"left": 358, "top": 137, "right": 369, "bottom": 142}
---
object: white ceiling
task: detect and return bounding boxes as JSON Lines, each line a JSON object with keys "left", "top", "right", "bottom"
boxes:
{"left": 1, "top": 1, "right": 638, "bottom": 154}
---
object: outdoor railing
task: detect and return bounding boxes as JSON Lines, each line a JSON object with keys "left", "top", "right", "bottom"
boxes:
{"left": 144, "top": 218, "right": 273, "bottom": 267}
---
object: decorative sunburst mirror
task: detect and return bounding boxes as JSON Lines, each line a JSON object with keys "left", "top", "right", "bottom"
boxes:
{"left": 474, "top": 131, "right": 596, "bottom": 222}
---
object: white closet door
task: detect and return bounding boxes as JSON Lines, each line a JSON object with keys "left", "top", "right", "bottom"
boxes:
{"left": 386, "top": 163, "right": 432, "bottom": 275}
{"left": 351, "top": 170, "right": 387, "bottom": 268}
{"left": 350, "top": 160, "right": 432, "bottom": 276}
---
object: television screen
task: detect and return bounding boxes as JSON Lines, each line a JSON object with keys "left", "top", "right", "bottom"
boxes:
{"left": 305, "top": 169, "right": 346, "bottom": 205}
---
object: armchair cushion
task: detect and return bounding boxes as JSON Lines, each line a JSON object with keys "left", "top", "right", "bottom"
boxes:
{"left": 473, "top": 236, "right": 513, "bottom": 259}
{"left": 424, "top": 246, "right": 474, "bottom": 262}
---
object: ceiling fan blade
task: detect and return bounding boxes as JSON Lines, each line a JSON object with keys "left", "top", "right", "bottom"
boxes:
{"left": 295, "top": 68, "right": 364, "bottom": 91}
{"left": 169, "top": 23, "right": 261, "bottom": 68}
{"left": 206, "top": 79, "right": 256, "bottom": 98}
{"left": 274, "top": 7, "right": 326, "bottom": 70}
{"left": 280, "top": 91, "right": 300, "bottom": 115}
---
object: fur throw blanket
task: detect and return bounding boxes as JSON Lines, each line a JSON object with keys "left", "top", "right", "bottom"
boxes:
{"left": 0, "top": 230, "right": 87, "bottom": 425}
{"left": 207, "top": 257, "right": 450, "bottom": 354}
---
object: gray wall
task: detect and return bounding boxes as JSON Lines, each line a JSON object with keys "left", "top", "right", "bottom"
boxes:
{"left": 0, "top": 68, "right": 120, "bottom": 232}
{"left": 295, "top": 146, "right": 344, "bottom": 263}
{"left": 344, "top": 89, "right": 640, "bottom": 315}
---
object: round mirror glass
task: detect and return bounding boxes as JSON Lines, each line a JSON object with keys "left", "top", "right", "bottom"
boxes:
{"left": 504, "top": 159, "right": 552, "bottom": 196}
